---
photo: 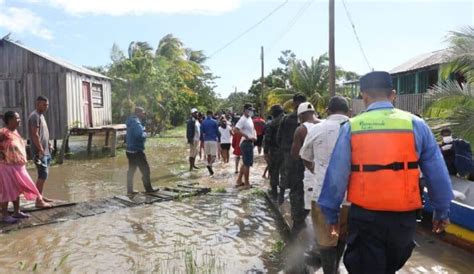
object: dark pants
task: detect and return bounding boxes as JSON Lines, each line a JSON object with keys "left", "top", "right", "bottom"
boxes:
{"left": 280, "top": 151, "right": 291, "bottom": 189}
{"left": 126, "top": 151, "right": 153, "bottom": 193}
{"left": 344, "top": 205, "right": 417, "bottom": 274}
{"left": 269, "top": 151, "right": 282, "bottom": 194}
{"left": 289, "top": 159, "right": 308, "bottom": 224}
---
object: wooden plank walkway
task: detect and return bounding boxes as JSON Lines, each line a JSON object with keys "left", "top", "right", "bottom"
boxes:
{"left": 0, "top": 184, "right": 210, "bottom": 233}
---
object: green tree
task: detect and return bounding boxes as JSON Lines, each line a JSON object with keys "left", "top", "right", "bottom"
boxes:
{"left": 106, "top": 34, "right": 218, "bottom": 132}
{"left": 425, "top": 27, "right": 474, "bottom": 143}
{"left": 440, "top": 26, "right": 474, "bottom": 84}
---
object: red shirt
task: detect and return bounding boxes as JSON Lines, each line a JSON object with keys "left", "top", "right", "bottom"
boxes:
{"left": 253, "top": 117, "right": 266, "bottom": 136}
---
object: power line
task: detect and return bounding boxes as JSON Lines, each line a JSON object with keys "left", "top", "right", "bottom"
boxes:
{"left": 269, "top": 0, "right": 314, "bottom": 51}
{"left": 209, "top": 0, "right": 289, "bottom": 58}
{"left": 342, "top": 0, "right": 373, "bottom": 71}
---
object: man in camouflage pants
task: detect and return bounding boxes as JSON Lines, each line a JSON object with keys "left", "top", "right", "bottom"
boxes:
{"left": 277, "top": 94, "right": 308, "bottom": 237}
{"left": 263, "top": 105, "right": 286, "bottom": 203}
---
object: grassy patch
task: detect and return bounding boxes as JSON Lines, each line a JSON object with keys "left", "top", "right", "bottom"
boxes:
{"left": 271, "top": 240, "right": 285, "bottom": 254}
{"left": 247, "top": 188, "right": 266, "bottom": 198}
{"left": 212, "top": 187, "right": 227, "bottom": 193}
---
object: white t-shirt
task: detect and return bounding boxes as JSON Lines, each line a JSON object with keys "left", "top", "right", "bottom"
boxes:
{"left": 235, "top": 115, "right": 256, "bottom": 140}
{"left": 219, "top": 126, "right": 232, "bottom": 144}
{"left": 194, "top": 120, "right": 201, "bottom": 141}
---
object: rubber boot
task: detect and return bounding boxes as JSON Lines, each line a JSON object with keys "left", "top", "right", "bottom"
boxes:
{"left": 189, "top": 157, "right": 193, "bottom": 171}
{"left": 278, "top": 187, "right": 285, "bottom": 205}
{"left": 335, "top": 240, "right": 346, "bottom": 273}
{"left": 191, "top": 157, "right": 199, "bottom": 169}
{"left": 268, "top": 184, "right": 278, "bottom": 201}
{"left": 320, "top": 247, "right": 337, "bottom": 274}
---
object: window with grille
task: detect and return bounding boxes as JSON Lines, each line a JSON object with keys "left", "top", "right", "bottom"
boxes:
{"left": 91, "top": 84, "right": 103, "bottom": 108}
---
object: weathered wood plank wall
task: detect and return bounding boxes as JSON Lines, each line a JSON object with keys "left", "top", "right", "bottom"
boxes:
{"left": 0, "top": 40, "right": 112, "bottom": 139}
{"left": 351, "top": 94, "right": 430, "bottom": 116}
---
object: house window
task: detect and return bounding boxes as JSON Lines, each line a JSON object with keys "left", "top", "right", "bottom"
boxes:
{"left": 91, "top": 84, "right": 103, "bottom": 108}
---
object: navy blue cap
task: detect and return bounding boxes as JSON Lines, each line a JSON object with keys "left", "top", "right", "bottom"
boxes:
{"left": 360, "top": 71, "right": 393, "bottom": 91}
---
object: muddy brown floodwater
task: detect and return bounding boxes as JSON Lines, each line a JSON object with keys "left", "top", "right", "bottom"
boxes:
{"left": 0, "top": 132, "right": 473, "bottom": 273}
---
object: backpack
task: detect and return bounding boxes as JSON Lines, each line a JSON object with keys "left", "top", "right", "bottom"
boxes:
{"left": 453, "top": 139, "right": 474, "bottom": 177}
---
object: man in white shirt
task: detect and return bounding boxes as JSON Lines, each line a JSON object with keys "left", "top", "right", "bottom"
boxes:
{"left": 233, "top": 103, "right": 257, "bottom": 189}
{"left": 299, "top": 96, "right": 350, "bottom": 273}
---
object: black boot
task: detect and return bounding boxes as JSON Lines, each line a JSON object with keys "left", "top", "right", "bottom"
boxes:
{"left": 278, "top": 187, "right": 285, "bottom": 205}
{"left": 268, "top": 185, "right": 278, "bottom": 201}
{"left": 290, "top": 220, "right": 306, "bottom": 240}
{"left": 335, "top": 240, "right": 345, "bottom": 273}
{"left": 189, "top": 157, "right": 193, "bottom": 171}
{"left": 320, "top": 247, "right": 338, "bottom": 274}
{"left": 191, "top": 157, "right": 199, "bottom": 169}
{"left": 206, "top": 165, "right": 214, "bottom": 176}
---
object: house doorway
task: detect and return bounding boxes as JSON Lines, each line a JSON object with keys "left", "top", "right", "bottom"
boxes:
{"left": 82, "top": 81, "right": 93, "bottom": 127}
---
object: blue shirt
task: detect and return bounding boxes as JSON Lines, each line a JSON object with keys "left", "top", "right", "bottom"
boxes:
{"left": 318, "top": 101, "right": 453, "bottom": 224}
{"left": 200, "top": 116, "right": 219, "bottom": 142}
{"left": 126, "top": 115, "right": 147, "bottom": 152}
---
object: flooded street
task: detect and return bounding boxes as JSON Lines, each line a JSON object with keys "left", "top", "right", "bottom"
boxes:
{"left": 0, "top": 194, "right": 282, "bottom": 273}
{"left": 0, "top": 130, "right": 472, "bottom": 273}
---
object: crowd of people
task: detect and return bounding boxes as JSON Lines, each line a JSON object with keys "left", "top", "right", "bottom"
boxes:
{"left": 1, "top": 71, "right": 471, "bottom": 273}
{"left": 181, "top": 71, "right": 455, "bottom": 273}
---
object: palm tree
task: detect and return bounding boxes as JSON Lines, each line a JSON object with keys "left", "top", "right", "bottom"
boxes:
{"left": 440, "top": 26, "right": 474, "bottom": 84}
{"left": 424, "top": 27, "right": 474, "bottom": 143}
{"left": 267, "top": 54, "right": 330, "bottom": 112}
{"left": 156, "top": 34, "right": 184, "bottom": 60}
{"left": 425, "top": 81, "right": 474, "bottom": 142}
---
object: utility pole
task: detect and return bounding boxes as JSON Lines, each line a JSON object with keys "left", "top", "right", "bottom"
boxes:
{"left": 260, "top": 46, "right": 265, "bottom": 114}
{"left": 329, "top": 0, "right": 336, "bottom": 97}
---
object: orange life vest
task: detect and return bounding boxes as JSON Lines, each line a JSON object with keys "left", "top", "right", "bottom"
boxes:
{"left": 347, "top": 108, "right": 422, "bottom": 211}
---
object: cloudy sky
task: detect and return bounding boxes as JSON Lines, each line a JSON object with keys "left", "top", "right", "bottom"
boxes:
{"left": 0, "top": 0, "right": 472, "bottom": 97}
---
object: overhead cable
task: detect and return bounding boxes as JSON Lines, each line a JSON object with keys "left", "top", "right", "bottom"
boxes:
{"left": 209, "top": 0, "right": 289, "bottom": 58}
{"left": 342, "top": 0, "right": 373, "bottom": 71}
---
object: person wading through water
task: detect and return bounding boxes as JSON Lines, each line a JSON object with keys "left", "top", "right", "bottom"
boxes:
{"left": 125, "top": 107, "right": 157, "bottom": 194}
{"left": 186, "top": 108, "right": 200, "bottom": 171}
{"left": 200, "top": 111, "right": 219, "bottom": 176}
{"left": 277, "top": 94, "right": 308, "bottom": 236}
{"left": 300, "top": 96, "right": 351, "bottom": 274}
{"left": 264, "top": 105, "right": 285, "bottom": 203}
{"left": 234, "top": 103, "right": 257, "bottom": 189}
{"left": 291, "top": 102, "right": 320, "bottom": 229}
{"left": 318, "top": 71, "right": 453, "bottom": 274}
{"left": 28, "top": 95, "right": 55, "bottom": 207}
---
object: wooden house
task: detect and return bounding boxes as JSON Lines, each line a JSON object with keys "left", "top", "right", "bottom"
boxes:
{"left": 345, "top": 49, "right": 465, "bottom": 114}
{"left": 0, "top": 38, "right": 112, "bottom": 140}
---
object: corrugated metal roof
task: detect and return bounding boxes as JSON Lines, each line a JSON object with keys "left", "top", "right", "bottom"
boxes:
{"left": 3, "top": 39, "right": 110, "bottom": 80}
{"left": 389, "top": 49, "right": 451, "bottom": 75}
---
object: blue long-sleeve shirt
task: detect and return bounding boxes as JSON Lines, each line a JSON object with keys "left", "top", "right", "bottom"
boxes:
{"left": 318, "top": 101, "right": 453, "bottom": 224}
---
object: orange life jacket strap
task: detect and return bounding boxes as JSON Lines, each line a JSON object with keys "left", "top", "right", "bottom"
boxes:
{"left": 351, "top": 161, "right": 419, "bottom": 172}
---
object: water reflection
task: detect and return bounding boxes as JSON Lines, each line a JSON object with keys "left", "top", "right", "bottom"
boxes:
{"left": 0, "top": 195, "right": 282, "bottom": 273}
{"left": 29, "top": 136, "right": 189, "bottom": 202}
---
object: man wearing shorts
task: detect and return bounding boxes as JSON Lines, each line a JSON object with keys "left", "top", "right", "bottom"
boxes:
{"left": 28, "top": 95, "right": 54, "bottom": 207}
{"left": 234, "top": 103, "right": 256, "bottom": 189}
{"left": 200, "top": 111, "right": 219, "bottom": 176}
{"left": 252, "top": 114, "right": 265, "bottom": 155}
{"left": 186, "top": 108, "right": 200, "bottom": 171}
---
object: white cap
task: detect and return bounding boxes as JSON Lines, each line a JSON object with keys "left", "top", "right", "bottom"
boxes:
{"left": 297, "top": 102, "right": 315, "bottom": 115}
{"left": 191, "top": 108, "right": 198, "bottom": 114}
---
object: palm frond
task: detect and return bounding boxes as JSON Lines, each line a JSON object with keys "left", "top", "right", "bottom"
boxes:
{"left": 440, "top": 26, "right": 474, "bottom": 83}
{"left": 424, "top": 80, "right": 474, "bottom": 118}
